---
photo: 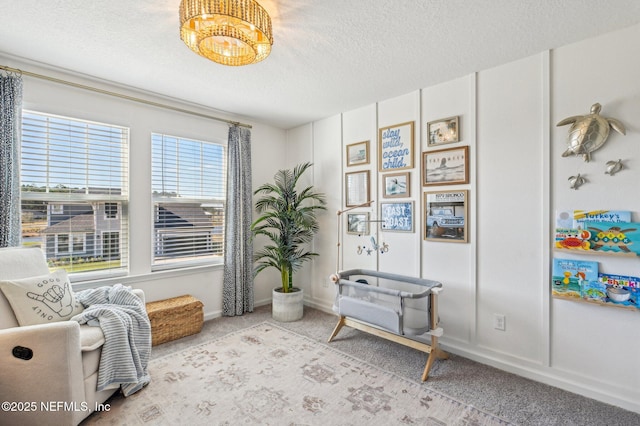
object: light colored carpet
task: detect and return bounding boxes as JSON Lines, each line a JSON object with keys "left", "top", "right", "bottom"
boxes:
{"left": 82, "top": 305, "right": 640, "bottom": 425}
{"left": 83, "top": 322, "right": 510, "bottom": 425}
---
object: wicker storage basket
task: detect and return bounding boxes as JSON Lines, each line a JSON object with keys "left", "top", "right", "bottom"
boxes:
{"left": 146, "top": 295, "right": 204, "bottom": 346}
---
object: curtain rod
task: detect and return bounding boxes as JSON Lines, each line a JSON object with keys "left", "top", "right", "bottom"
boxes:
{"left": 0, "top": 64, "right": 252, "bottom": 129}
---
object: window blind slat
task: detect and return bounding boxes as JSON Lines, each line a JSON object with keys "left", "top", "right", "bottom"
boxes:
{"left": 20, "top": 111, "right": 129, "bottom": 278}
{"left": 151, "top": 133, "right": 226, "bottom": 268}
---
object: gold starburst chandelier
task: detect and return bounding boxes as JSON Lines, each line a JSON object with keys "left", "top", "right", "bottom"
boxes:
{"left": 179, "top": 0, "right": 273, "bottom": 66}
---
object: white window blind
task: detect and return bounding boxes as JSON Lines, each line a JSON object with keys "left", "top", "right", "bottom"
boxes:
{"left": 20, "top": 111, "right": 129, "bottom": 278}
{"left": 151, "top": 133, "right": 226, "bottom": 269}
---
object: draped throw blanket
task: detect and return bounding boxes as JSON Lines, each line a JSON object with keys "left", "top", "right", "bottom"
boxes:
{"left": 222, "top": 125, "right": 254, "bottom": 316}
{"left": 0, "top": 72, "right": 23, "bottom": 248}
{"left": 72, "top": 284, "right": 151, "bottom": 397}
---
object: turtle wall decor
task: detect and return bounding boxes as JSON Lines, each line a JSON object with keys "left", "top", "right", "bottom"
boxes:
{"left": 568, "top": 173, "right": 587, "bottom": 190}
{"left": 604, "top": 159, "right": 624, "bottom": 176}
{"left": 557, "top": 103, "right": 626, "bottom": 162}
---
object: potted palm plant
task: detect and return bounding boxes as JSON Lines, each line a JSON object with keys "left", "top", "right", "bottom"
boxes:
{"left": 251, "top": 162, "right": 326, "bottom": 321}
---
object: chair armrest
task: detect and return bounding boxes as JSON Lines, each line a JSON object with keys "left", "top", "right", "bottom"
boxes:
{"left": 0, "top": 321, "right": 86, "bottom": 425}
{"left": 132, "top": 288, "right": 145, "bottom": 304}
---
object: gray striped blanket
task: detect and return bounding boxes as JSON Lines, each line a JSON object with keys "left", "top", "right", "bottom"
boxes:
{"left": 72, "top": 284, "right": 151, "bottom": 397}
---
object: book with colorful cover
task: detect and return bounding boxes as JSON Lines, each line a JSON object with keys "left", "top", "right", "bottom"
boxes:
{"left": 555, "top": 210, "right": 631, "bottom": 229}
{"left": 581, "top": 280, "right": 607, "bottom": 302}
{"left": 554, "top": 228, "right": 592, "bottom": 251}
{"left": 552, "top": 258, "right": 598, "bottom": 298}
{"left": 598, "top": 273, "right": 640, "bottom": 288}
{"left": 597, "top": 273, "right": 640, "bottom": 308}
{"left": 583, "top": 221, "right": 640, "bottom": 255}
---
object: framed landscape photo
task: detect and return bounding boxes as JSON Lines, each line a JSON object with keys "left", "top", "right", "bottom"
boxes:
{"left": 346, "top": 140, "right": 369, "bottom": 166}
{"left": 383, "top": 172, "right": 410, "bottom": 198}
{"left": 378, "top": 121, "right": 414, "bottom": 172}
{"left": 380, "top": 201, "right": 414, "bottom": 232}
{"left": 427, "top": 116, "right": 459, "bottom": 146}
{"left": 424, "top": 190, "right": 468, "bottom": 243}
{"left": 345, "top": 170, "right": 370, "bottom": 207}
{"left": 422, "top": 145, "right": 469, "bottom": 186}
{"left": 346, "top": 212, "right": 370, "bottom": 235}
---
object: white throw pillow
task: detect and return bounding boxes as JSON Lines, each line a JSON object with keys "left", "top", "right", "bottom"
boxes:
{"left": 0, "top": 270, "right": 84, "bottom": 326}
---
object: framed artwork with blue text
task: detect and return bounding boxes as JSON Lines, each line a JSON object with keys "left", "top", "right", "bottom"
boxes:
{"left": 378, "top": 121, "right": 414, "bottom": 172}
{"left": 380, "top": 201, "right": 414, "bottom": 232}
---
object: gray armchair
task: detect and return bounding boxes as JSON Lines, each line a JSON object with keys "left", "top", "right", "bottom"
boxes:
{"left": 0, "top": 247, "right": 145, "bottom": 425}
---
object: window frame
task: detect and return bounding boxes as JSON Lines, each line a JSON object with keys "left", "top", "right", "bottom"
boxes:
{"left": 151, "top": 132, "right": 227, "bottom": 271}
{"left": 19, "top": 110, "right": 130, "bottom": 281}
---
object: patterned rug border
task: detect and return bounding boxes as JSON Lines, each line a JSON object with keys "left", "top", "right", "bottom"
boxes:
{"left": 152, "top": 321, "right": 513, "bottom": 425}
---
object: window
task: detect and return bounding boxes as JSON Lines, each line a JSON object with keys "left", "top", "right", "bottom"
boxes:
{"left": 152, "top": 133, "right": 226, "bottom": 269}
{"left": 20, "top": 111, "right": 129, "bottom": 277}
{"left": 105, "top": 202, "right": 118, "bottom": 219}
{"left": 55, "top": 233, "right": 86, "bottom": 255}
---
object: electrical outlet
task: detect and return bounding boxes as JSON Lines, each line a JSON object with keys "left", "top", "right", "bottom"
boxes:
{"left": 493, "top": 314, "right": 506, "bottom": 331}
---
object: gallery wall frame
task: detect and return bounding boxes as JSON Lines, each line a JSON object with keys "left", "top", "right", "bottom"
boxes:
{"left": 345, "top": 170, "right": 370, "bottom": 207}
{"left": 378, "top": 121, "right": 414, "bottom": 172}
{"left": 427, "top": 115, "right": 459, "bottom": 147}
{"left": 380, "top": 201, "right": 414, "bottom": 232}
{"left": 346, "top": 212, "right": 370, "bottom": 235}
{"left": 422, "top": 145, "right": 469, "bottom": 186}
{"left": 382, "top": 172, "right": 410, "bottom": 198}
{"left": 346, "top": 140, "right": 370, "bottom": 166}
{"left": 423, "top": 190, "right": 468, "bottom": 243}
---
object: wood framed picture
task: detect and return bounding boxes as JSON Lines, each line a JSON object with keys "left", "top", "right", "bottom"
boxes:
{"left": 378, "top": 121, "right": 414, "bottom": 172}
{"left": 422, "top": 145, "right": 469, "bottom": 186}
{"left": 427, "top": 116, "right": 459, "bottom": 146}
{"left": 346, "top": 140, "right": 369, "bottom": 166}
{"left": 424, "top": 190, "right": 468, "bottom": 242}
{"left": 380, "top": 201, "right": 414, "bottom": 232}
{"left": 346, "top": 212, "right": 370, "bottom": 235}
{"left": 345, "top": 170, "right": 370, "bottom": 207}
{"left": 382, "top": 172, "right": 410, "bottom": 198}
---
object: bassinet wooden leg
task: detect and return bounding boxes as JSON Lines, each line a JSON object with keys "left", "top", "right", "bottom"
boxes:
{"left": 421, "top": 338, "right": 449, "bottom": 381}
{"left": 328, "top": 316, "right": 346, "bottom": 342}
{"left": 421, "top": 352, "right": 437, "bottom": 382}
{"left": 421, "top": 290, "right": 449, "bottom": 381}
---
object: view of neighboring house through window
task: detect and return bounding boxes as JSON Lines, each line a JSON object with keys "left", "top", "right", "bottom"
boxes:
{"left": 20, "top": 111, "right": 129, "bottom": 278}
{"left": 152, "top": 133, "right": 226, "bottom": 269}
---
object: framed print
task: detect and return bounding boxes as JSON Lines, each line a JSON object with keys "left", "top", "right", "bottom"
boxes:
{"left": 427, "top": 116, "right": 459, "bottom": 146}
{"left": 378, "top": 121, "right": 414, "bottom": 172}
{"left": 422, "top": 145, "right": 469, "bottom": 186}
{"left": 383, "top": 172, "right": 410, "bottom": 198}
{"left": 346, "top": 140, "right": 369, "bottom": 166}
{"left": 346, "top": 212, "right": 370, "bottom": 235}
{"left": 345, "top": 170, "right": 370, "bottom": 207}
{"left": 380, "top": 201, "right": 414, "bottom": 232}
{"left": 424, "top": 190, "right": 468, "bottom": 242}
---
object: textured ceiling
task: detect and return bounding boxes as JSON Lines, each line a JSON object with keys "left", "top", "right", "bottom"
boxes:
{"left": 1, "top": 1, "right": 640, "bottom": 129}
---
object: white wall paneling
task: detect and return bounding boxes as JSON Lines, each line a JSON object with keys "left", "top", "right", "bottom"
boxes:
{"left": 295, "top": 23, "right": 640, "bottom": 413}
{"left": 421, "top": 76, "right": 475, "bottom": 346}
{"left": 377, "top": 92, "right": 421, "bottom": 278}
{"left": 341, "top": 105, "right": 378, "bottom": 274}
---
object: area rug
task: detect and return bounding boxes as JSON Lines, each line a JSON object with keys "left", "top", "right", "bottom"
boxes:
{"left": 84, "top": 322, "right": 512, "bottom": 425}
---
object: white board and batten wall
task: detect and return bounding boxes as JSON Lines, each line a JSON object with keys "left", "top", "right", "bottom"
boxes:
{"left": 296, "top": 23, "right": 640, "bottom": 413}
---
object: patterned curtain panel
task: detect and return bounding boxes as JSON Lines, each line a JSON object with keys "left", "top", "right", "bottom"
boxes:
{"left": 0, "top": 72, "right": 23, "bottom": 248}
{"left": 222, "top": 126, "right": 254, "bottom": 316}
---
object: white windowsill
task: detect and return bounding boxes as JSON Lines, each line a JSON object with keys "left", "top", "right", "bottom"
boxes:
{"left": 71, "top": 262, "right": 224, "bottom": 291}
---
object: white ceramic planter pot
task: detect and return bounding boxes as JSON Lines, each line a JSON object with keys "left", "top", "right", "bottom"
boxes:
{"left": 272, "top": 287, "right": 304, "bottom": 322}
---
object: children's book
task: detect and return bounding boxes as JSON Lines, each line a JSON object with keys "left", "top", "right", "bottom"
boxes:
{"left": 583, "top": 221, "right": 640, "bottom": 255}
{"left": 555, "top": 210, "right": 631, "bottom": 229}
{"left": 552, "top": 258, "right": 598, "bottom": 298}
{"left": 598, "top": 273, "right": 640, "bottom": 309}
